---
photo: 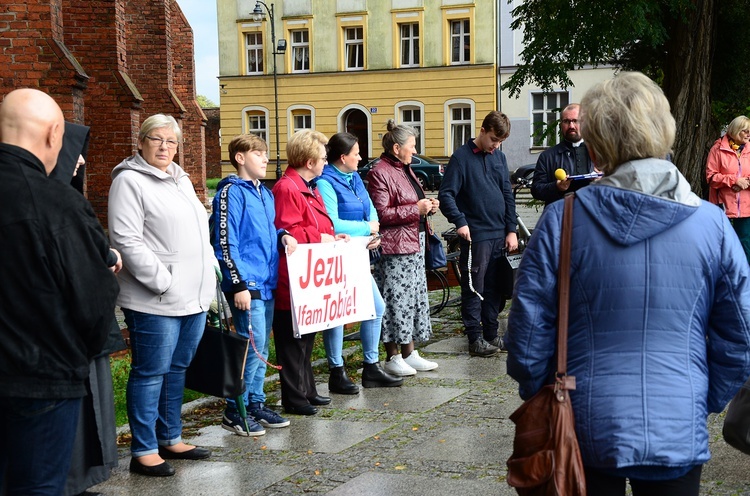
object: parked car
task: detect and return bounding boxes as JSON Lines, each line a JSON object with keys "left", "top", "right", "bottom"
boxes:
{"left": 358, "top": 154, "right": 445, "bottom": 191}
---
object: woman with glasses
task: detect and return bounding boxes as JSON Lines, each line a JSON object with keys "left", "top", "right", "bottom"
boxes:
{"left": 108, "top": 114, "right": 216, "bottom": 477}
{"left": 272, "top": 129, "right": 349, "bottom": 416}
{"left": 706, "top": 115, "right": 750, "bottom": 263}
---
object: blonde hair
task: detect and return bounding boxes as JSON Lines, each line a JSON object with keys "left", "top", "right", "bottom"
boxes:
{"left": 726, "top": 116, "right": 750, "bottom": 142}
{"left": 228, "top": 133, "right": 267, "bottom": 169}
{"left": 286, "top": 129, "right": 328, "bottom": 168}
{"left": 138, "top": 114, "right": 182, "bottom": 142}
{"left": 580, "top": 72, "right": 675, "bottom": 174}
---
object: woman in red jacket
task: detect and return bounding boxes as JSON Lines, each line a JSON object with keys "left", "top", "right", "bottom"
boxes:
{"left": 272, "top": 130, "right": 347, "bottom": 415}
{"left": 706, "top": 115, "right": 750, "bottom": 262}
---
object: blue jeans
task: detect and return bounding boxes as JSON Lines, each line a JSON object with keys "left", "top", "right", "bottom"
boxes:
{"left": 323, "top": 274, "right": 385, "bottom": 366}
{"left": 123, "top": 309, "right": 206, "bottom": 457}
{"left": 0, "top": 397, "right": 81, "bottom": 495}
{"left": 225, "top": 296, "right": 274, "bottom": 411}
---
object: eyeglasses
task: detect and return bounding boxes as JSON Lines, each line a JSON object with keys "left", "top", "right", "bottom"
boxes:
{"left": 145, "top": 136, "right": 179, "bottom": 149}
{"left": 561, "top": 119, "right": 579, "bottom": 125}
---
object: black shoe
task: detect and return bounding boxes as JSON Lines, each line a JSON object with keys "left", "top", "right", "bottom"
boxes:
{"left": 469, "top": 337, "right": 501, "bottom": 357}
{"left": 362, "top": 362, "right": 404, "bottom": 388}
{"left": 284, "top": 404, "right": 319, "bottom": 415}
{"left": 309, "top": 395, "right": 332, "bottom": 406}
{"left": 158, "top": 445, "right": 211, "bottom": 460}
{"left": 329, "top": 366, "right": 360, "bottom": 394}
{"left": 129, "top": 458, "right": 175, "bottom": 477}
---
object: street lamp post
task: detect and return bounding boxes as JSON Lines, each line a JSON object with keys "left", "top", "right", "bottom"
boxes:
{"left": 253, "top": 1, "right": 286, "bottom": 179}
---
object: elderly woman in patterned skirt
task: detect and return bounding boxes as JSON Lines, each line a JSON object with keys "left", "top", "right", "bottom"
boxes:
{"left": 366, "top": 120, "right": 439, "bottom": 376}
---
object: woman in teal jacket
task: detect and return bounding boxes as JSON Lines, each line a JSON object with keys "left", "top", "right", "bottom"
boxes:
{"left": 316, "top": 133, "right": 404, "bottom": 392}
{"left": 507, "top": 72, "right": 750, "bottom": 495}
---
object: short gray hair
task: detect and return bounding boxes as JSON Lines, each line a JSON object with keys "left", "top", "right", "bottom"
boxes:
{"left": 138, "top": 114, "right": 182, "bottom": 143}
{"left": 580, "top": 72, "right": 675, "bottom": 174}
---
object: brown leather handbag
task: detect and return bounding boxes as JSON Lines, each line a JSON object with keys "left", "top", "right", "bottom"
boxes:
{"left": 506, "top": 194, "right": 587, "bottom": 495}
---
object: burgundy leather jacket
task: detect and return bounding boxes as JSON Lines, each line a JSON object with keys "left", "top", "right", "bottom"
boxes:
{"left": 366, "top": 153, "right": 423, "bottom": 255}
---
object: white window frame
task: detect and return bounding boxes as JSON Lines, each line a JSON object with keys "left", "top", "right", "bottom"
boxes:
{"left": 344, "top": 26, "right": 364, "bottom": 71}
{"left": 396, "top": 101, "right": 425, "bottom": 154}
{"left": 287, "top": 105, "right": 316, "bottom": 137}
{"left": 399, "top": 22, "right": 419, "bottom": 67}
{"left": 241, "top": 106, "right": 269, "bottom": 143}
{"left": 530, "top": 91, "right": 570, "bottom": 148}
{"left": 245, "top": 32, "right": 264, "bottom": 75}
{"left": 290, "top": 29, "right": 310, "bottom": 73}
{"left": 444, "top": 99, "right": 475, "bottom": 155}
{"left": 449, "top": 19, "right": 470, "bottom": 65}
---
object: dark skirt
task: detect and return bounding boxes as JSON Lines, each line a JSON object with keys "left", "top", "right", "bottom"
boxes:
{"left": 64, "top": 356, "right": 118, "bottom": 496}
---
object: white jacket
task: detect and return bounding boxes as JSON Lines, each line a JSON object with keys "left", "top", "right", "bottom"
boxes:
{"left": 108, "top": 153, "right": 214, "bottom": 316}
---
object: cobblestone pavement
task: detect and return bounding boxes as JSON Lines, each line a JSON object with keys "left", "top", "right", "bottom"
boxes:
{"left": 94, "top": 192, "right": 750, "bottom": 495}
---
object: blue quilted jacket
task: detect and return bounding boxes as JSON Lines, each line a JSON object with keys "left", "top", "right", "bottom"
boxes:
{"left": 507, "top": 159, "right": 750, "bottom": 476}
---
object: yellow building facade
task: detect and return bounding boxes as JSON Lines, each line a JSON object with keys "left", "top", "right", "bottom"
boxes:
{"left": 217, "top": 0, "right": 498, "bottom": 178}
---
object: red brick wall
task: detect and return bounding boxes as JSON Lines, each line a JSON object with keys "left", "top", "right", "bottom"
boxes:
{"left": 0, "top": 0, "right": 87, "bottom": 117}
{"left": 204, "top": 108, "right": 222, "bottom": 178}
{"left": 0, "top": 0, "right": 206, "bottom": 223}
{"left": 170, "top": 2, "right": 207, "bottom": 202}
{"left": 62, "top": 0, "right": 142, "bottom": 220}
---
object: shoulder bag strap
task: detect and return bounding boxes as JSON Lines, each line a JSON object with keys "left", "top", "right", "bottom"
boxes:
{"left": 556, "top": 193, "right": 574, "bottom": 377}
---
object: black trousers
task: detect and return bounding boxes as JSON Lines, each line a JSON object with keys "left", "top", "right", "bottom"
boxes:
{"left": 458, "top": 238, "right": 506, "bottom": 343}
{"left": 272, "top": 310, "right": 318, "bottom": 408}
{"left": 585, "top": 465, "right": 702, "bottom": 496}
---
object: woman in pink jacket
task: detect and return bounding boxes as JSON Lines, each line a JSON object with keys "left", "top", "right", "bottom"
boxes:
{"left": 706, "top": 115, "right": 750, "bottom": 262}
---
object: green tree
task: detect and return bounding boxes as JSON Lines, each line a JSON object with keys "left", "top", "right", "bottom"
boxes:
{"left": 196, "top": 94, "right": 217, "bottom": 108}
{"left": 503, "top": 0, "right": 750, "bottom": 196}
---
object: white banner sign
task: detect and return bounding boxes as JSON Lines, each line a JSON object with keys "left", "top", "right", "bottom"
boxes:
{"left": 287, "top": 237, "right": 375, "bottom": 337}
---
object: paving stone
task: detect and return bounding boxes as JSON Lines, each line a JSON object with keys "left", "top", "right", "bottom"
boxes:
{"left": 315, "top": 385, "right": 467, "bottom": 413}
{"left": 326, "top": 471, "right": 515, "bottom": 496}
{"left": 92, "top": 458, "right": 299, "bottom": 495}
{"left": 192, "top": 419, "right": 393, "bottom": 454}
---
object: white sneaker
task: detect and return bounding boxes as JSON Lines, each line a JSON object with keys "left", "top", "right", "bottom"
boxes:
{"left": 383, "top": 354, "right": 417, "bottom": 376}
{"left": 403, "top": 350, "right": 438, "bottom": 371}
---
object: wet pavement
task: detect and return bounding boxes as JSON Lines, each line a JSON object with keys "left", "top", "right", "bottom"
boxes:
{"left": 92, "top": 199, "right": 750, "bottom": 495}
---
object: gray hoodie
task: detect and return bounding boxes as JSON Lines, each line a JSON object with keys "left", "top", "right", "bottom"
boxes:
{"left": 108, "top": 153, "right": 214, "bottom": 316}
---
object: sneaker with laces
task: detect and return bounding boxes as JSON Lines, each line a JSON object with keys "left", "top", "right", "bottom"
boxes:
{"left": 222, "top": 410, "right": 266, "bottom": 437}
{"left": 469, "top": 337, "right": 501, "bottom": 357}
{"left": 488, "top": 336, "right": 507, "bottom": 352}
{"left": 248, "top": 403, "right": 290, "bottom": 429}
{"left": 403, "top": 350, "right": 438, "bottom": 371}
{"left": 383, "top": 354, "right": 417, "bottom": 376}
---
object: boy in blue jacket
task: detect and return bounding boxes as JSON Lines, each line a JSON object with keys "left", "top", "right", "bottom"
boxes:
{"left": 212, "top": 133, "right": 297, "bottom": 436}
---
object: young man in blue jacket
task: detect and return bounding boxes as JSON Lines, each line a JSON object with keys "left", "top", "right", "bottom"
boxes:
{"left": 212, "top": 134, "right": 297, "bottom": 436}
{"left": 438, "top": 111, "right": 518, "bottom": 357}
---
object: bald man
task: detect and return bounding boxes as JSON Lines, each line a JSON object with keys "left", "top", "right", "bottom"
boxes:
{"left": 0, "top": 89, "right": 119, "bottom": 495}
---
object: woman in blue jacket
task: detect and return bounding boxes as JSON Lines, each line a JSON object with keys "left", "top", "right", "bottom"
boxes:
{"left": 507, "top": 72, "right": 750, "bottom": 495}
{"left": 316, "top": 133, "right": 404, "bottom": 391}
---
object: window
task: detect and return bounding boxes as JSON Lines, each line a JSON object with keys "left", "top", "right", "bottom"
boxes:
{"left": 245, "top": 111, "right": 268, "bottom": 142}
{"left": 345, "top": 27, "right": 364, "bottom": 70}
{"left": 245, "top": 32, "right": 264, "bottom": 74}
{"left": 450, "top": 106, "right": 472, "bottom": 152}
{"left": 291, "top": 29, "right": 310, "bottom": 73}
{"left": 400, "top": 23, "right": 419, "bottom": 67}
{"left": 531, "top": 92, "right": 570, "bottom": 148}
{"left": 399, "top": 104, "right": 424, "bottom": 153}
{"left": 450, "top": 19, "right": 470, "bottom": 65}
{"left": 293, "top": 113, "right": 312, "bottom": 133}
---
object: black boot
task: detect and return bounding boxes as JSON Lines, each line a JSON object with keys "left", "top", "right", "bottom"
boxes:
{"left": 362, "top": 362, "right": 404, "bottom": 388}
{"left": 328, "top": 366, "right": 360, "bottom": 394}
